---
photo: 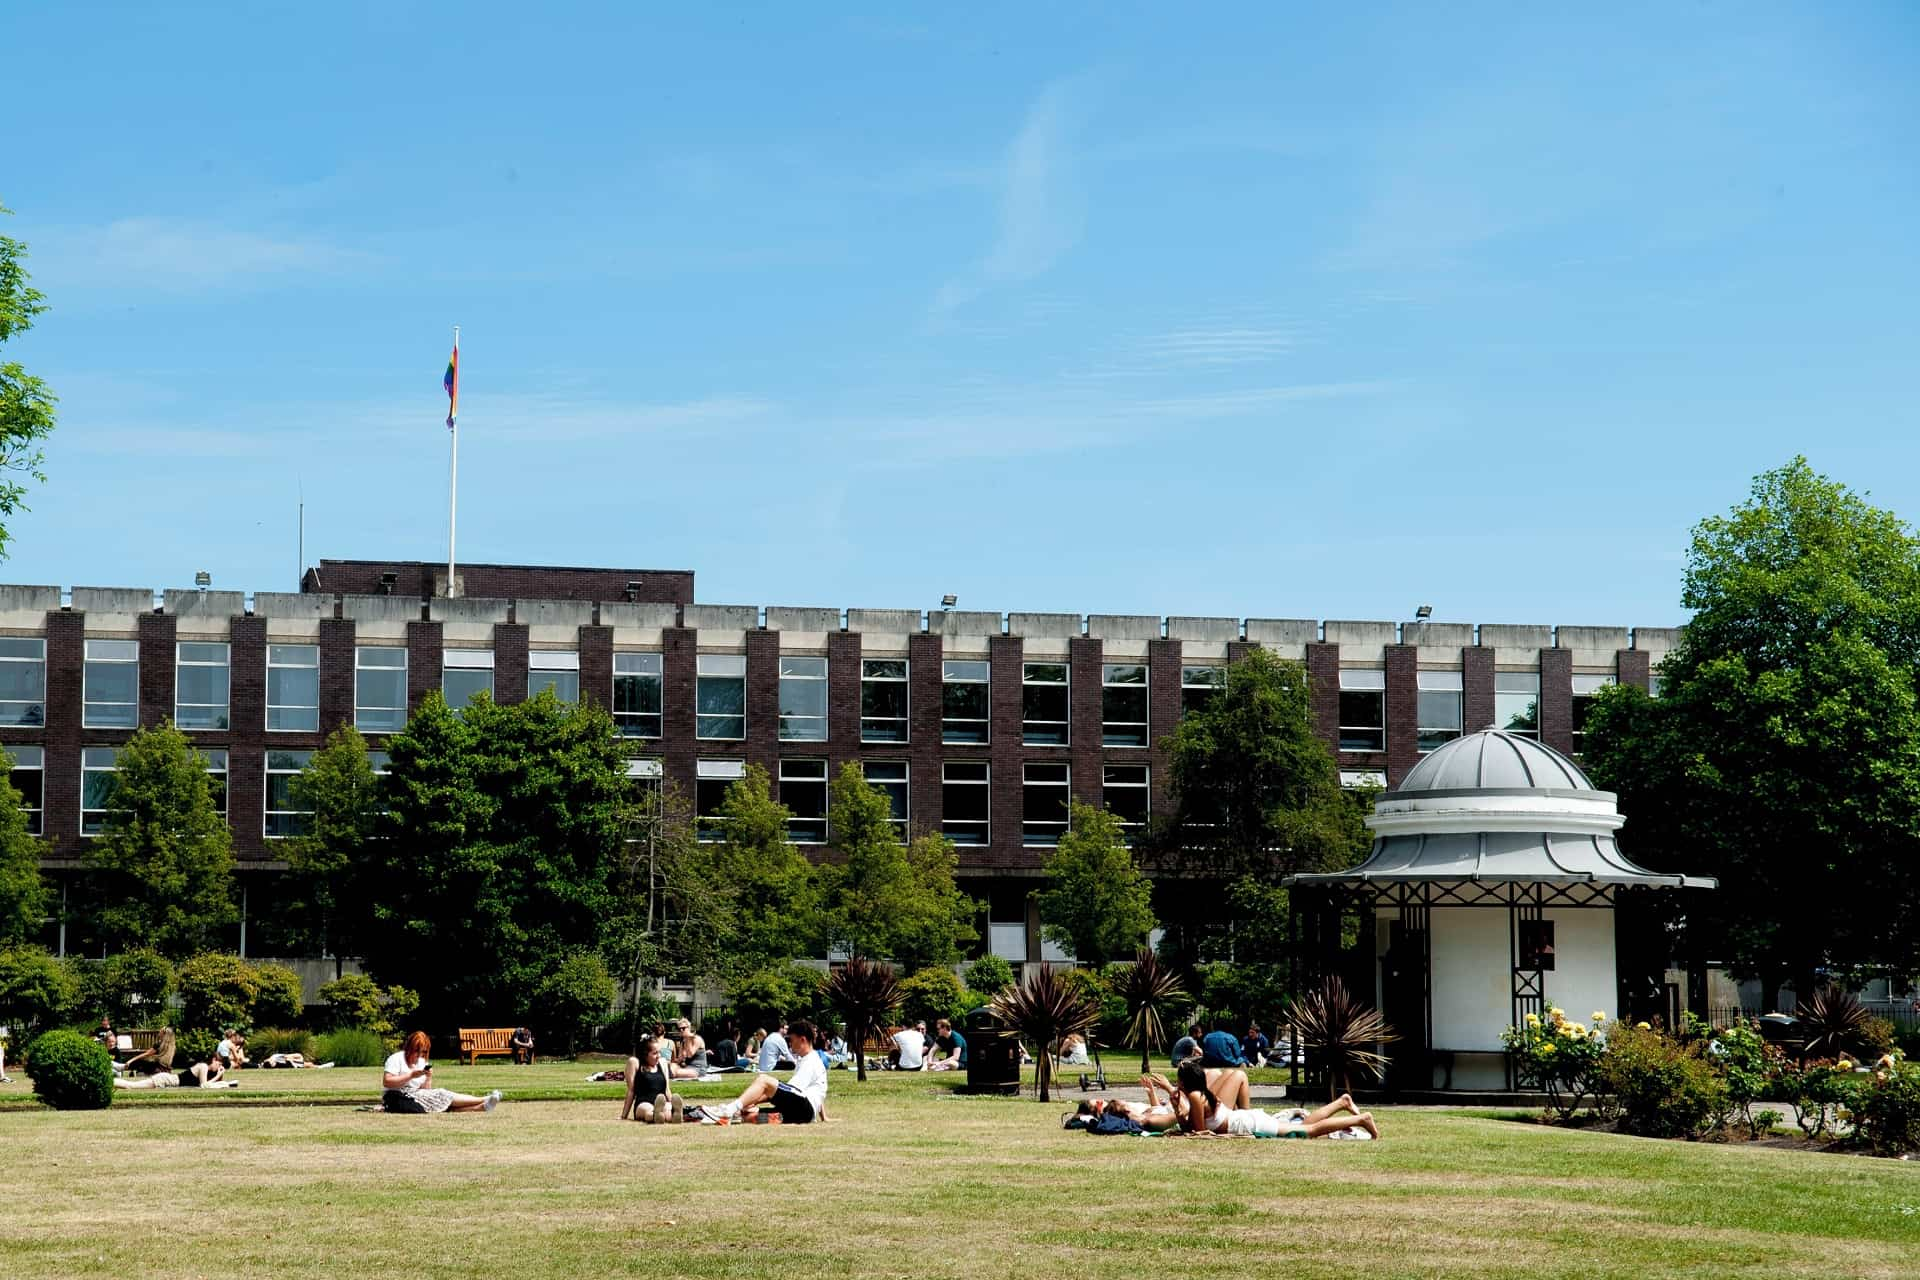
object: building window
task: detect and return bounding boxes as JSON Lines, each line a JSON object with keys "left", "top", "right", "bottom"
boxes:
{"left": 368, "top": 750, "right": 391, "bottom": 813}
{"left": 80, "top": 746, "right": 122, "bottom": 835}
{"left": 267, "top": 644, "right": 320, "bottom": 731}
{"left": 1104, "top": 763, "right": 1149, "bottom": 834}
{"left": 862, "top": 761, "right": 908, "bottom": 835}
{"left": 355, "top": 647, "right": 408, "bottom": 733}
{"left": 83, "top": 639, "right": 139, "bottom": 729}
{"left": 529, "top": 650, "right": 580, "bottom": 702}
{"left": 1417, "top": 671, "right": 1463, "bottom": 753}
{"left": 695, "top": 758, "right": 745, "bottom": 841}
{"left": 625, "top": 756, "right": 663, "bottom": 805}
{"left": 696, "top": 654, "right": 746, "bottom": 740}
{"left": 1181, "top": 665, "right": 1225, "bottom": 719}
{"left": 860, "top": 659, "right": 909, "bottom": 743}
{"left": 777, "top": 656, "right": 828, "bottom": 742}
{"left": 941, "top": 659, "right": 990, "bottom": 744}
{"left": 264, "top": 749, "right": 313, "bottom": 838}
{"left": 780, "top": 758, "right": 828, "bottom": 842}
{"left": 1339, "top": 768, "right": 1388, "bottom": 790}
{"left": 1648, "top": 674, "right": 1663, "bottom": 699}
{"left": 1102, "top": 663, "right": 1149, "bottom": 747}
{"left": 1022, "top": 762, "right": 1070, "bottom": 845}
{"left": 1022, "top": 662, "right": 1069, "bottom": 745}
{"left": 1519, "top": 919, "right": 1556, "bottom": 971}
{"left": 174, "top": 642, "right": 231, "bottom": 730}
{"left": 0, "top": 637, "right": 46, "bottom": 726}
{"left": 201, "top": 749, "right": 228, "bottom": 815}
{"left": 942, "top": 761, "right": 989, "bottom": 846}
{"left": 1337, "top": 669, "right": 1386, "bottom": 751}
{"left": 1571, "top": 675, "right": 1615, "bottom": 754}
{"left": 8, "top": 744, "right": 42, "bottom": 835}
{"left": 1496, "top": 672, "right": 1540, "bottom": 738}
{"left": 443, "top": 649, "right": 494, "bottom": 713}
{"left": 612, "top": 653, "right": 663, "bottom": 738}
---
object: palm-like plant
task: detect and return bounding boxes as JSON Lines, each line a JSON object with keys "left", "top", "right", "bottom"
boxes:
{"left": 824, "top": 957, "right": 901, "bottom": 1083}
{"left": 1117, "top": 947, "right": 1188, "bottom": 1074}
{"left": 1795, "top": 986, "right": 1870, "bottom": 1062}
{"left": 991, "top": 964, "right": 1101, "bottom": 1102}
{"left": 1291, "top": 976, "right": 1398, "bottom": 1100}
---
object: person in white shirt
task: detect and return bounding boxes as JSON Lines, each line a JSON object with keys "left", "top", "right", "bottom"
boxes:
{"left": 381, "top": 1031, "right": 499, "bottom": 1114}
{"left": 700, "top": 1020, "right": 828, "bottom": 1125}
{"left": 890, "top": 1024, "right": 925, "bottom": 1070}
{"left": 756, "top": 1023, "right": 792, "bottom": 1072}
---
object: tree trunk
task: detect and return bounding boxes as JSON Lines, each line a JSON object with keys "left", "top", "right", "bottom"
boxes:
{"left": 854, "top": 1018, "right": 868, "bottom": 1082}
{"left": 1036, "top": 1047, "right": 1052, "bottom": 1103}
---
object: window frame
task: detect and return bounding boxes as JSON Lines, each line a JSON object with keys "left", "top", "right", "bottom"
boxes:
{"left": 695, "top": 654, "right": 747, "bottom": 740}
{"left": 612, "top": 652, "right": 663, "bottom": 738}
{"left": 941, "top": 760, "right": 989, "bottom": 846}
{"left": 200, "top": 747, "right": 228, "bottom": 816}
{"left": 442, "top": 648, "right": 495, "bottom": 713}
{"left": 80, "top": 746, "right": 122, "bottom": 836}
{"left": 861, "top": 760, "right": 909, "bottom": 836}
{"left": 695, "top": 758, "right": 746, "bottom": 841}
{"left": 264, "top": 748, "right": 314, "bottom": 838}
{"left": 174, "top": 641, "right": 231, "bottom": 730}
{"left": 1103, "top": 762, "right": 1149, "bottom": 836}
{"left": 940, "top": 658, "right": 990, "bottom": 744}
{"left": 354, "top": 646, "right": 408, "bottom": 734}
{"left": 528, "top": 650, "right": 581, "bottom": 702}
{"left": 8, "top": 744, "right": 42, "bottom": 834}
{"left": 777, "top": 655, "right": 828, "bottom": 742}
{"left": 266, "top": 643, "right": 321, "bottom": 732}
{"left": 1021, "top": 661, "right": 1070, "bottom": 746}
{"left": 1022, "top": 761, "right": 1071, "bottom": 846}
{"left": 859, "top": 657, "right": 910, "bottom": 743}
{"left": 1495, "top": 671, "right": 1541, "bottom": 739}
{"left": 1415, "top": 670, "right": 1464, "bottom": 753}
{"left": 82, "top": 639, "right": 139, "bottom": 729}
{"left": 1180, "top": 664, "right": 1225, "bottom": 720}
{"left": 1101, "top": 662, "right": 1149, "bottom": 747}
{"left": 1571, "top": 674, "right": 1615, "bottom": 753}
{"left": 1337, "top": 669, "right": 1387, "bottom": 752}
{"left": 0, "top": 636, "right": 47, "bottom": 727}
{"left": 779, "top": 757, "right": 829, "bottom": 843}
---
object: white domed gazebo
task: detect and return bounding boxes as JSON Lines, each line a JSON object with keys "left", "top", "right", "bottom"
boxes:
{"left": 1285, "top": 729, "right": 1715, "bottom": 1094}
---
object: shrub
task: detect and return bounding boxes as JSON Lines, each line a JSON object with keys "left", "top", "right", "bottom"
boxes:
{"left": 1056, "top": 966, "right": 1128, "bottom": 1046}
{"left": 249, "top": 1027, "right": 316, "bottom": 1060}
{"left": 964, "top": 955, "right": 1015, "bottom": 997}
{"left": 177, "top": 953, "right": 259, "bottom": 1032}
{"left": 1857, "top": 1016, "right": 1896, "bottom": 1058}
{"left": 64, "top": 956, "right": 108, "bottom": 1021}
{"left": 25, "top": 1029, "right": 113, "bottom": 1110}
{"left": 1709, "top": 1022, "right": 1781, "bottom": 1137}
{"left": 527, "top": 950, "right": 617, "bottom": 1056}
{"left": 1846, "top": 1060, "right": 1920, "bottom": 1155}
{"left": 898, "top": 967, "right": 968, "bottom": 1027}
{"left": 728, "top": 964, "right": 826, "bottom": 1033}
{"left": 0, "top": 946, "right": 81, "bottom": 1042}
{"left": 100, "top": 950, "right": 175, "bottom": 1025}
{"left": 1796, "top": 987, "right": 1872, "bottom": 1060}
{"left": 251, "top": 963, "right": 305, "bottom": 1026}
{"left": 1775, "top": 1060, "right": 1851, "bottom": 1139}
{"left": 1598, "top": 1021, "right": 1724, "bottom": 1139}
{"left": 1751, "top": 1108, "right": 1785, "bottom": 1134}
{"left": 318, "top": 973, "right": 418, "bottom": 1039}
{"left": 175, "top": 1028, "right": 220, "bottom": 1066}
{"left": 1504, "top": 1008, "right": 1608, "bottom": 1122}
{"left": 313, "top": 1027, "right": 385, "bottom": 1068}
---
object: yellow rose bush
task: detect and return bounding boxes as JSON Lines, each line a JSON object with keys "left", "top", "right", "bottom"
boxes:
{"left": 1503, "top": 1006, "right": 1607, "bottom": 1121}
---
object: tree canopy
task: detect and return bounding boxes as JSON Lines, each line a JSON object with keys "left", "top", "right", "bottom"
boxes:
{"left": 0, "top": 747, "right": 46, "bottom": 946}
{"left": 700, "top": 764, "right": 824, "bottom": 982}
{"left": 1035, "top": 800, "right": 1156, "bottom": 968}
{"left": 0, "top": 203, "right": 57, "bottom": 560}
{"left": 283, "top": 724, "right": 382, "bottom": 957}
{"left": 819, "top": 763, "right": 976, "bottom": 968}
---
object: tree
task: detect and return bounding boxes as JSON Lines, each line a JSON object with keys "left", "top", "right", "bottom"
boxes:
{"left": 702, "top": 764, "right": 822, "bottom": 980}
{"left": 82, "top": 723, "right": 236, "bottom": 958}
{"left": 1585, "top": 459, "right": 1920, "bottom": 1006}
{"left": 819, "top": 764, "right": 976, "bottom": 968}
{"left": 284, "top": 725, "right": 382, "bottom": 960}
{"left": 824, "top": 958, "right": 901, "bottom": 1083}
{"left": 0, "top": 203, "right": 57, "bottom": 561}
{"left": 1035, "top": 801, "right": 1156, "bottom": 968}
{"left": 0, "top": 747, "right": 46, "bottom": 945}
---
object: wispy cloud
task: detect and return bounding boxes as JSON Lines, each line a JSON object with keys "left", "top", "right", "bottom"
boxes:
{"left": 932, "top": 76, "right": 1093, "bottom": 316}
{"left": 1127, "top": 325, "right": 1298, "bottom": 368}
{"left": 32, "top": 217, "right": 375, "bottom": 293}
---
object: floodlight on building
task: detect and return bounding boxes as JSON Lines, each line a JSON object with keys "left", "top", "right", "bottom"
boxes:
{"left": 1414, "top": 604, "right": 1433, "bottom": 621}
{"left": 625, "top": 580, "right": 642, "bottom": 602}
{"left": 941, "top": 594, "right": 958, "bottom": 608}
{"left": 193, "top": 571, "right": 211, "bottom": 590}
{"left": 379, "top": 571, "right": 398, "bottom": 596}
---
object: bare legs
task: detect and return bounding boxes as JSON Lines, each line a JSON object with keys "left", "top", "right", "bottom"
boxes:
{"left": 1297, "top": 1093, "right": 1380, "bottom": 1138}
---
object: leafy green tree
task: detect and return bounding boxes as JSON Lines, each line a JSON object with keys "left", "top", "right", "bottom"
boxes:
{"left": 0, "top": 747, "right": 46, "bottom": 945}
{"left": 284, "top": 725, "right": 381, "bottom": 958}
{"left": 703, "top": 764, "right": 822, "bottom": 980}
{"left": 0, "top": 945, "right": 77, "bottom": 1041}
{"left": 1585, "top": 459, "right": 1920, "bottom": 1006}
{"left": 82, "top": 724, "right": 236, "bottom": 958}
{"left": 897, "top": 966, "right": 968, "bottom": 1025}
{"left": 728, "top": 962, "right": 826, "bottom": 1032}
{"left": 1035, "top": 801, "right": 1156, "bottom": 968}
{"left": 362, "top": 691, "right": 631, "bottom": 1027}
{"left": 176, "top": 952, "right": 258, "bottom": 1032}
{"left": 98, "top": 949, "right": 173, "bottom": 1025}
{"left": 0, "top": 204, "right": 57, "bottom": 561}
{"left": 965, "top": 954, "right": 1015, "bottom": 997}
{"left": 528, "top": 949, "right": 617, "bottom": 1055}
{"left": 251, "top": 962, "right": 306, "bottom": 1025}
{"left": 318, "top": 972, "right": 418, "bottom": 1039}
{"left": 819, "top": 764, "right": 977, "bottom": 968}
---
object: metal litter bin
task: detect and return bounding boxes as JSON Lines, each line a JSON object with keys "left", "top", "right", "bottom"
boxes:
{"left": 962, "top": 1005, "right": 1021, "bottom": 1095}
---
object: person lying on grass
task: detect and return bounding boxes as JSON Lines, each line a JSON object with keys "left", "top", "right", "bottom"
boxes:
{"left": 382, "top": 1031, "right": 499, "bottom": 1114}
{"left": 1175, "top": 1060, "right": 1379, "bottom": 1139}
{"left": 621, "top": 1035, "right": 687, "bottom": 1123}
{"left": 115, "top": 1028, "right": 181, "bottom": 1089}
{"left": 695, "top": 1019, "right": 829, "bottom": 1125}
{"left": 1076, "top": 1073, "right": 1192, "bottom": 1131}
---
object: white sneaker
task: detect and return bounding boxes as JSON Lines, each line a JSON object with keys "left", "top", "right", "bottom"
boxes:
{"left": 483, "top": 1090, "right": 501, "bottom": 1111}
{"left": 671, "top": 1095, "right": 687, "bottom": 1123}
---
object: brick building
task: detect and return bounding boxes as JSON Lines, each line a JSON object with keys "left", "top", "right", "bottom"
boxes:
{"left": 0, "top": 560, "right": 1679, "bottom": 964}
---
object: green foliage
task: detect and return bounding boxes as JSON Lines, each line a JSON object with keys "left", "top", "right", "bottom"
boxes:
{"left": 249, "top": 1027, "right": 316, "bottom": 1059}
{"left": 990, "top": 964, "right": 1102, "bottom": 1102}
{"left": 0, "top": 946, "right": 78, "bottom": 1041}
{"left": 1796, "top": 987, "right": 1875, "bottom": 1060}
{"left": 317, "top": 972, "right": 417, "bottom": 1039}
{"left": 1504, "top": 1009, "right": 1608, "bottom": 1121}
{"left": 1597, "top": 1021, "right": 1725, "bottom": 1139}
{"left": 1035, "top": 801, "right": 1156, "bottom": 968}
{"left": 1584, "top": 460, "right": 1920, "bottom": 999}
{"left": 1711, "top": 1022, "right": 1781, "bottom": 1138}
{"left": 528, "top": 950, "right": 616, "bottom": 1056}
{"left": 701, "top": 765, "right": 823, "bottom": 979}
{"left": 98, "top": 949, "right": 174, "bottom": 1025}
{"left": 283, "top": 725, "right": 381, "bottom": 956}
{"left": 24, "top": 1029, "right": 110, "bottom": 1110}
{"left": 361, "top": 691, "right": 634, "bottom": 1027}
{"left": 1056, "top": 965, "right": 1127, "bottom": 1043}
{"left": 312, "top": 1027, "right": 386, "bottom": 1068}
{"left": 174, "top": 1027, "right": 219, "bottom": 1066}
{"left": 820, "top": 764, "right": 976, "bottom": 968}
{"left": 727, "top": 963, "right": 825, "bottom": 1032}
{"left": 1193, "top": 959, "right": 1286, "bottom": 1032}
{"left": 1117, "top": 948, "right": 1189, "bottom": 1073}
{"left": 0, "top": 204, "right": 58, "bottom": 561}
{"left": 0, "top": 748, "right": 46, "bottom": 944}
{"left": 604, "top": 782, "right": 730, "bottom": 1015}
{"left": 965, "top": 955, "right": 1015, "bottom": 997}
{"left": 81, "top": 725, "right": 236, "bottom": 958}
{"left": 824, "top": 957, "right": 902, "bottom": 1082}
{"left": 897, "top": 967, "right": 968, "bottom": 1026}
{"left": 176, "top": 953, "right": 258, "bottom": 1032}
{"left": 1775, "top": 1059, "right": 1852, "bottom": 1139}
{"left": 1846, "top": 1060, "right": 1920, "bottom": 1155}
{"left": 251, "top": 963, "right": 306, "bottom": 1026}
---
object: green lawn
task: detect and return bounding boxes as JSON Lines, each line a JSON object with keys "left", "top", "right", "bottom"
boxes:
{"left": 2, "top": 1063, "right": 1916, "bottom": 1279}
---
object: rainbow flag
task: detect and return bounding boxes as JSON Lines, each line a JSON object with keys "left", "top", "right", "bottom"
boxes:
{"left": 443, "top": 333, "right": 459, "bottom": 429}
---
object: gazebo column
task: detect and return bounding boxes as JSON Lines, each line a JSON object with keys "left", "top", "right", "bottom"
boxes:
{"left": 1508, "top": 891, "right": 1546, "bottom": 1090}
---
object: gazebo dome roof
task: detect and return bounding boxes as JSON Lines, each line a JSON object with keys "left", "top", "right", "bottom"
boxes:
{"left": 1397, "top": 729, "right": 1595, "bottom": 795}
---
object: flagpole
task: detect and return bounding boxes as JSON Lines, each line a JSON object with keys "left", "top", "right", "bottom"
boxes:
{"left": 447, "top": 325, "right": 459, "bottom": 597}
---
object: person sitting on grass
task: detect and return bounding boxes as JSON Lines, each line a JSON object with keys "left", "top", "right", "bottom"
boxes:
{"left": 114, "top": 1028, "right": 181, "bottom": 1089}
{"left": 756, "top": 1021, "right": 793, "bottom": 1072}
{"left": 217, "top": 1030, "right": 249, "bottom": 1071}
{"left": 1175, "top": 1060, "right": 1378, "bottom": 1139}
{"left": 382, "top": 1031, "right": 500, "bottom": 1114}
{"left": 1058, "top": 1033, "right": 1091, "bottom": 1066}
{"left": 1242, "top": 1023, "right": 1272, "bottom": 1068}
{"left": 1201, "top": 1022, "right": 1247, "bottom": 1069}
{"left": 621, "top": 1035, "right": 685, "bottom": 1123}
{"left": 511, "top": 1026, "right": 536, "bottom": 1065}
{"left": 667, "top": 1019, "right": 708, "bottom": 1079}
{"left": 927, "top": 1018, "right": 968, "bottom": 1072}
{"left": 889, "top": 1022, "right": 925, "bottom": 1071}
{"left": 697, "top": 1019, "right": 829, "bottom": 1125}
{"left": 1169, "top": 1024, "right": 1201, "bottom": 1065}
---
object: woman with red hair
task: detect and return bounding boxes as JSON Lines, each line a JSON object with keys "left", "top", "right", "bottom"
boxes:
{"left": 382, "top": 1031, "right": 500, "bottom": 1114}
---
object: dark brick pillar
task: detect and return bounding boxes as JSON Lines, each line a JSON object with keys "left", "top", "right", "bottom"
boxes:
{"left": 44, "top": 611, "right": 84, "bottom": 856}
{"left": 909, "top": 632, "right": 944, "bottom": 839}
{"left": 1069, "top": 637, "right": 1103, "bottom": 807}
{"left": 1539, "top": 647, "right": 1574, "bottom": 755}
{"left": 661, "top": 627, "right": 698, "bottom": 799}
{"left": 988, "top": 635, "right": 1025, "bottom": 871}
{"left": 1384, "top": 644, "right": 1418, "bottom": 786}
{"left": 1305, "top": 643, "right": 1340, "bottom": 755}
{"left": 579, "top": 625, "right": 614, "bottom": 710}
{"left": 1617, "top": 648, "right": 1651, "bottom": 693}
{"left": 138, "top": 612, "right": 177, "bottom": 728}
{"left": 827, "top": 632, "right": 862, "bottom": 767}
{"left": 1463, "top": 645, "right": 1495, "bottom": 733}
{"left": 1227, "top": 639, "right": 1257, "bottom": 665}
{"left": 406, "top": 621, "right": 442, "bottom": 716}
{"left": 1147, "top": 639, "right": 1182, "bottom": 821}
{"left": 318, "top": 618, "right": 356, "bottom": 734}
{"left": 229, "top": 616, "right": 267, "bottom": 864}
{"left": 745, "top": 629, "right": 780, "bottom": 780}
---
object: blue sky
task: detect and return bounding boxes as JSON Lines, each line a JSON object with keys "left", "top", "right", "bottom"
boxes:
{"left": 4, "top": 3, "right": 1916, "bottom": 626}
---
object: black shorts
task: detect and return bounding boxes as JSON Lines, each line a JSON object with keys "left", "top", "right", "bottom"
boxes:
{"left": 769, "top": 1084, "right": 816, "bottom": 1124}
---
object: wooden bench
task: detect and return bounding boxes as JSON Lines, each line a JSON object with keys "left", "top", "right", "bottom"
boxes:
{"left": 455, "top": 1028, "right": 517, "bottom": 1065}
{"left": 113, "top": 1030, "right": 164, "bottom": 1056}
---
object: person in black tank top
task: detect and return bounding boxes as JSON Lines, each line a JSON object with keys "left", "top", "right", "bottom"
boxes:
{"left": 620, "top": 1037, "right": 681, "bottom": 1122}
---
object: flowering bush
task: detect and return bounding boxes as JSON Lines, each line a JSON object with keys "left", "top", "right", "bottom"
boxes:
{"left": 1773, "top": 1059, "right": 1851, "bottom": 1139}
{"left": 1842, "top": 1055, "right": 1920, "bottom": 1155}
{"left": 1708, "top": 1022, "right": 1782, "bottom": 1138}
{"left": 1503, "top": 1008, "right": 1607, "bottom": 1121}
{"left": 1595, "top": 1020, "right": 1725, "bottom": 1139}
